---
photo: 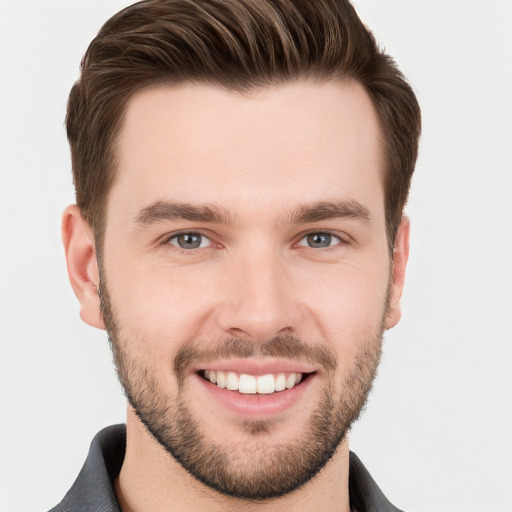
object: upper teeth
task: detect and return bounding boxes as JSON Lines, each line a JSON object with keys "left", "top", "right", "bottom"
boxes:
{"left": 203, "top": 370, "right": 303, "bottom": 394}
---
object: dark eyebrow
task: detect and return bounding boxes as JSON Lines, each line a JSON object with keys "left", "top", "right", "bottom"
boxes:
{"left": 135, "top": 201, "right": 234, "bottom": 225}
{"left": 135, "top": 199, "right": 370, "bottom": 227}
{"left": 289, "top": 200, "right": 371, "bottom": 225}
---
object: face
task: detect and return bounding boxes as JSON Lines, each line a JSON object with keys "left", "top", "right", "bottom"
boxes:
{"left": 69, "top": 81, "right": 408, "bottom": 499}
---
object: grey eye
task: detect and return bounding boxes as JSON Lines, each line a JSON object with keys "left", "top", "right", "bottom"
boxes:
{"left": 307, "top": 233, "right": 332, "bottom": 248}
{"left": 297, "top": 232, "right": 341, "bottom": 248}
{"left": 169, "top": 233, "right": 210, "bottom": 249}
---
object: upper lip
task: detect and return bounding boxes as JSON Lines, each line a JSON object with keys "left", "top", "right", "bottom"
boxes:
{"left": 192, "top": 358, "right": 319, "bottom": 376}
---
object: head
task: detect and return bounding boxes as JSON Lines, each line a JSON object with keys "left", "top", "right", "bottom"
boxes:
{"left": 63, "top": 0, "right": 420, "bottom": 502}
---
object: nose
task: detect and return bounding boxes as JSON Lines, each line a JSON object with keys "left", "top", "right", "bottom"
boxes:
{"left": 216, "top": 248, "right": 303, "bottom": 343}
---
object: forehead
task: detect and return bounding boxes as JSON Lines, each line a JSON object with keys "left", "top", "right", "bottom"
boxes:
{"left": 109, "top": 80, "right": 384, "bottom": 225}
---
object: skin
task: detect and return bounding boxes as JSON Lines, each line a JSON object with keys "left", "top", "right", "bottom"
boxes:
{"left": 63, "top": 80, "right": 409, "bottom": 512}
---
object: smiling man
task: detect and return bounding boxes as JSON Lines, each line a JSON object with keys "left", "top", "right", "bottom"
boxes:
{"left": 52, "top": 1, "right": 421, "bottom": 511}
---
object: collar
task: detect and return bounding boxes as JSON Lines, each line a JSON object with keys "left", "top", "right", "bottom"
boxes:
{"left": 49, "top": 424, "right": 403, "bottom": 512}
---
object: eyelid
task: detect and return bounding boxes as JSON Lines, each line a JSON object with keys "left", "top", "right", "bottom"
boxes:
{"left": 294, "top": 230, "right": 351, "bottom": 248}
{"left": 160, "top": 229, "right": 218, "bottom": 248}
{"left": 157, "top": 228, "right": 351, "bottom": 250}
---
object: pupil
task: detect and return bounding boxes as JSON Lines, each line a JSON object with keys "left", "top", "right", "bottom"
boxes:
{"left": 179, "top": 234, "right": 201, "bottom": 249}
{"left": 308, "top": 233, "right": 331, "bottom": 248}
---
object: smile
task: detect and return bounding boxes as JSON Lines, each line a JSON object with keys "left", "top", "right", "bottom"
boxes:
{"left": 193, "top": 361, "right": 319, "bottom": 417}
{"left": 201, "top": 370, "right": 308, "bottom": 394}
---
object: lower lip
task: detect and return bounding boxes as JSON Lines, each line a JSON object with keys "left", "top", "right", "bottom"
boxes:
{"left": 194, "top": 373, "right": 316, "bottom": 418}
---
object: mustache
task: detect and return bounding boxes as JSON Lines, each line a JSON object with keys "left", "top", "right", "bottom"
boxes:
{"left": 174, "top": 334, "right": 338, "bottom": 380}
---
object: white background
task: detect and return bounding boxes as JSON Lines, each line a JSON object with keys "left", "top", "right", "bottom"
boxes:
{"left": 0, "top": 1, "right": 511, "bottom": 511}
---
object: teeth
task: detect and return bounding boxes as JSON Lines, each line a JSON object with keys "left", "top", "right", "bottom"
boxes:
{"left": 226, "top": 371, "right": 238, "bottom": 391}
{"left": 286, "top": 373, "right": 296, "bottom": 389}
{"left": 216, "top": 371, "right": 226, "bottom": 389}
{"left": 257, "top": 374, "right": 275, "bottom": 394}
{"left": 275, "top": 373, "right": 286, "bottom": 392}
{"left": 239, "top": 374, "right": 257, "bottom": 394}
{"left": 203, "top": 371, "right": 305, "bottom": 394}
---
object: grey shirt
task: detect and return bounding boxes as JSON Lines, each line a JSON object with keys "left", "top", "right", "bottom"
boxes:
{"left": 49, "top": 424, "right": 403, "bottom": 512}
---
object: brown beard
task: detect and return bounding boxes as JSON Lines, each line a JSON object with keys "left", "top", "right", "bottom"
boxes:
{"left": 100, "top": 279, "right": 385, "bottom": 500}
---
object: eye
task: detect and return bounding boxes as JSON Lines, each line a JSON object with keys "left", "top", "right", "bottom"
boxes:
{"left": 167, "top": 232, "right": 212, "bottom": 250}
{"left": 296, "top": 232, "right": 343, "bottom": 249}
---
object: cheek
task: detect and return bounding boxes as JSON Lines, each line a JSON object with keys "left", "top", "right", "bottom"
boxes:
{"left": 107, "top": 257, "right": 219, "bottom": 348}
{"left": 297, "top": 260, "right": 390, "bottom": 345}
{"left": 107, "top": 266, "right": 213, "bottom": 394}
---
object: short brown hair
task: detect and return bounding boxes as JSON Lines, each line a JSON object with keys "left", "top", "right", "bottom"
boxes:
{"left": 67, "top": 0, "right": 421, "bottom": 253}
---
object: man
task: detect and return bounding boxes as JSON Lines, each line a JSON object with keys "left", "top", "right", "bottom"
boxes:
{"left": 52, "top": 0, "right": 421, "bottom": 510}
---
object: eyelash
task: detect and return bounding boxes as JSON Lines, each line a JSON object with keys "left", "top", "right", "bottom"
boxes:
{"left": 295, "top": 231, "right": 350, "bottom": 250}
{"left": 162, "top": 230, "right": 216, "bottom": 253}
{"left": 160, "top": 230, "right": 351, "bottom": 254}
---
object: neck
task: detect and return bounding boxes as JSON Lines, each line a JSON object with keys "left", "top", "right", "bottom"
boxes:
{"left": 114, "top": 408, "right": 351, "bottom": 512}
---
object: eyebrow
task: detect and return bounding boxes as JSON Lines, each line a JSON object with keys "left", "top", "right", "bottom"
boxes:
{"left": 289, "top": 200, "right": 371, "bottom": 225}
{"left": 135, "top": 201, "right": 234, "bottom": 225}
{"left": 134, "top": 199, "right": 371, "bottom": 227}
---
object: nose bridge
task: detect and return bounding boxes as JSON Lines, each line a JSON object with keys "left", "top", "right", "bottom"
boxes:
{"left": 217, "top": 242, "right": 300, "bottom": 341}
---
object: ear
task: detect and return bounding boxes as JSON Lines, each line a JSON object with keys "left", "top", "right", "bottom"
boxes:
{"left": 62, "top": 205, "right": 105, "bottom": 330}
{"left": 385, "top": 216, "right": 410, "bottom": 330}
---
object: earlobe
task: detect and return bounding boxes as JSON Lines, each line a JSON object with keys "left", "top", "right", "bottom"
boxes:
{"left": 62, "top": 205, "right": 105, "bottom": 330}
{"left": 385, "top": 216, "right": 410, "bottom": 330}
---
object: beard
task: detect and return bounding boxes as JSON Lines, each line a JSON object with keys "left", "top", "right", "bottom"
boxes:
{"left": 100, "top": 280, "right": 386, "bottom": 501}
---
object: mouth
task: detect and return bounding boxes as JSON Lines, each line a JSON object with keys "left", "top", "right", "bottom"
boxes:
{"left": 191, "top": 359, "right": 319, "bottom": 418}
{"left": 200, "top": 369, "right": 314, "bottom": 395}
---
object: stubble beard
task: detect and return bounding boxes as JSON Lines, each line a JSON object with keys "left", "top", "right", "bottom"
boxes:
{"left": 100, "top": 281, "right": 386, "bottom": 501}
